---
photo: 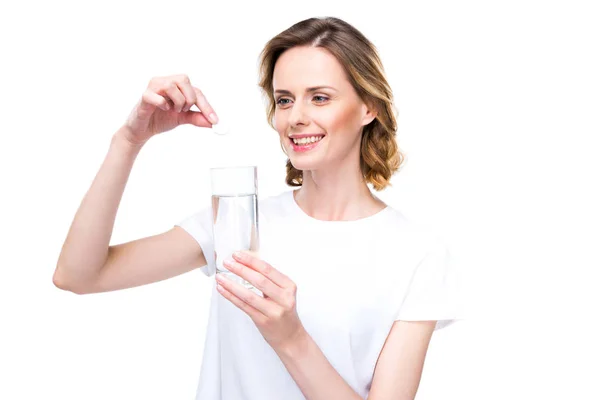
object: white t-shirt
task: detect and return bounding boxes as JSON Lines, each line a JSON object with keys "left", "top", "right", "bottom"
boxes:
{"left": 176, "top": 189, "right": 463, "bottom": 400}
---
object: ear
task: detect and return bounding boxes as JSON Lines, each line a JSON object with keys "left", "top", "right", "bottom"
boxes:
{"left": 361, "top": 101, "right": 378, "bottom": 126}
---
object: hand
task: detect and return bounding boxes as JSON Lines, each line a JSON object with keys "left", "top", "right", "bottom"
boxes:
{"left": 215, "top": 251, "right": 306, "bottom": 352}
{"left": 120, "top": 74, "right": 219, "bottom": 146}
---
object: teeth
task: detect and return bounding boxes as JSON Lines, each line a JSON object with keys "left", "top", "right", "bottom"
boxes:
{"left": 292, "top": 136, "right": 324, "bottom": 145}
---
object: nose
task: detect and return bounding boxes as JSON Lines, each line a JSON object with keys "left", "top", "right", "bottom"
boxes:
{"left": 288, "top": 101, "right": 310, "bottom": 128}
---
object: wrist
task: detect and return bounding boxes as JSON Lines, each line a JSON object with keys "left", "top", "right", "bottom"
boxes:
{"left": 275, "top": 327, "right": 310, "bottom": 360}
{"left": 112, "top": 126, "right": 146, "bottom": 153}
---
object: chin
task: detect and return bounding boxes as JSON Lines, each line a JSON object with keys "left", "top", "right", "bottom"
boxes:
{"left": 288, "top": 159, "right": 311, "bottom": 171}
{"left": 288, "top": 153, "right": 323, "bottom": 169}
{"left": 288, "top": 148, "right": 326, "bottom": 168}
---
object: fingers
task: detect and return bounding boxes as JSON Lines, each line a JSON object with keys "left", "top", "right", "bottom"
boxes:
{"left": 216, "top": 277, "right": 271, "bottom": 321}
{"left": 175, "top": 77, "right": 196, "bottom": 112}
{"left": 193, "top": 87, "right": 219, "bottom": 124}
{"left": 141, "top": 88, "right": 171, "bottom": 111}
{"left": 163, "top": 82, "right": 186, "bottom": 112}
{"left": 232, "top": 251, "right": 293, "bottom": 290}
{"left": 223, "top": 258, "right": 287, "bottom": 304}
{"left": 180, "top": 110, "right": 213, "bottom": 128}
{"left": 146, "top": 74, "right": 219, "bottom": 124}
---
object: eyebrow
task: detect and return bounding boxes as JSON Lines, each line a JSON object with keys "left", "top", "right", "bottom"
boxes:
{"left": 274, "top": 86, "right": 337, "bottom": 95}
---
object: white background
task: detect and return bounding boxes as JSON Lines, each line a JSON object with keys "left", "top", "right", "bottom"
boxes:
{"left": 1, "top": 0, "right": 598, "bottom": 399}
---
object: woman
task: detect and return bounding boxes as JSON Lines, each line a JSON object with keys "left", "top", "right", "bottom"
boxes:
{"left": 54, "top": 17, "right": 461, "bottom": 400}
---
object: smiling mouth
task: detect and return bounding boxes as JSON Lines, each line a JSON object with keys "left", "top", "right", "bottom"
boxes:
{"left": 290, "top": 135, "right": 325, "bottom": 145}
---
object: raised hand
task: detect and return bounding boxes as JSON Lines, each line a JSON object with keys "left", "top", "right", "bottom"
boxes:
{"left": 120, "top": 74, "right": 219, "bottom": 146}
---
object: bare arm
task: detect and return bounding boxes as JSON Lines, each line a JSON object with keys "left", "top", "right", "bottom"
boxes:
{"left": 53, "top": 129, "right": 208, "bottom": 294}
{"left": 53, "top": 129, "right": 145, "bottom": 292}
{"left": 53, "top": 74, "right": 218, "bottom": 294}
{"left": 367, "top": 320, "right": 436, "bottom": 400}
{"left": 70, "top": 226, "right": 206, "bottom": 295}
{"left": 276, "top": 320, "right": 435, "bottom": 400}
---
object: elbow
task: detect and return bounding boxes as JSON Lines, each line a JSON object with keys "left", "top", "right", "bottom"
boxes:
{"left": 52, "top": 267, "right": 68, "bottom": 290}
{"left": 52, "top": 267, "right": 87, "bottom": 295}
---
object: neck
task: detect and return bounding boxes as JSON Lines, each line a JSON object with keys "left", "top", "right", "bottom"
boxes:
{"left": 294, "top": 165, "right": 386, "bottom": 221}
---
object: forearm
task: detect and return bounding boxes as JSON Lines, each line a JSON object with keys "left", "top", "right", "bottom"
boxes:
{"left": 54, "top": 127, "right": 143, "bottom": 289}
{"left": 275, "top": 331, "right": 363, "bottom": 400}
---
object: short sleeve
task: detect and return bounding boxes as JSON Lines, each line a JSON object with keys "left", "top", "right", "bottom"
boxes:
{"left": 175, "top": 206, "right": 216, "bottom": 277}
{"left": 396, "top": 235, "right": 464, "bottom": 331}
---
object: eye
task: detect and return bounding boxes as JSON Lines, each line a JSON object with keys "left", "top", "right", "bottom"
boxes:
{"left": 276, "top": 98, "right": 291, "bottom": 106}
{"left": 275, "top": 95, "right": 329, "bottom": 107}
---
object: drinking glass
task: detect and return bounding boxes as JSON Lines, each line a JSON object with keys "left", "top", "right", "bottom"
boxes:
{"left": 210, "top": 166, "right": 261, "bottom": 295}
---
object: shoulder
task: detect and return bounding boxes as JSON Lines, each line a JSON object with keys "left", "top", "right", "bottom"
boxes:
{"left": 382, "top": 206, "right": 447, "bottom": 253}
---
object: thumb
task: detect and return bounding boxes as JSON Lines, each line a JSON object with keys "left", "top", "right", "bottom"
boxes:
{"left": 180, "top": 110, "right": 213, "bottom": 128}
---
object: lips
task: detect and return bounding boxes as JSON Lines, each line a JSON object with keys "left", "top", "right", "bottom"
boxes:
{"left": 288, "top": 133, "right": 326, "bottom": 140}
{"left": 289, "top": 135, "right": 325, "bottom": 153}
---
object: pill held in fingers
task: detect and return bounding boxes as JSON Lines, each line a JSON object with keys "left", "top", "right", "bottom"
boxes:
{"left": 211, "top": 120, "right": 230, "bottom": 135}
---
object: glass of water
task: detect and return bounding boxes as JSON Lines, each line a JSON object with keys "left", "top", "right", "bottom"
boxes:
{"left": 210, "top": 166, "right": 261, "bottom": 294}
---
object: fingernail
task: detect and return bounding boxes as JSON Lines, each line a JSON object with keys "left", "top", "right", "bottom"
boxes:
{"left": 233, "top": 251, "right": 243, "bottom": 259}
{"left": 209, "top": 112, "right": 218, "bottom": 124}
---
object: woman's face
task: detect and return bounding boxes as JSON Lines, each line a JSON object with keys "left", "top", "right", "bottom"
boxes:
{"left": 272, "top": 46, "right": 376, "bottom": 172}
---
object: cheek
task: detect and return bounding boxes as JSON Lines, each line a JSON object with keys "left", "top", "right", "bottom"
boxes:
{"left": 273, "top": 110, "right": 286, "bottom": 134}
{"left": 321, "top": 106, "right": 361, "bottom": 135}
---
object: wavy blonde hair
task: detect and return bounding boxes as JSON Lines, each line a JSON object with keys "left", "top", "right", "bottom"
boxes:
{"left": 257, "top": 17, "right": 405, "bottom": 191}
